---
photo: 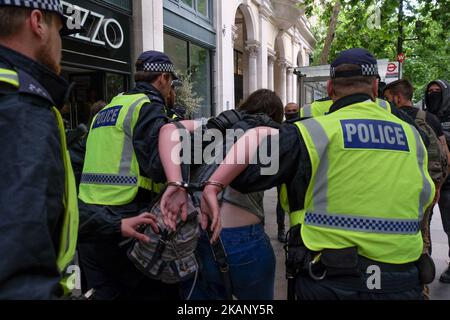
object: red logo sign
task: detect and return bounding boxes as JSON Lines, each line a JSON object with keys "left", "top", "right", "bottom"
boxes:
{"left": 397, "top": 53, "right": 406, "bottom": 63}
{"left": 387, "top": 63, "right": 397, "bottom": 73}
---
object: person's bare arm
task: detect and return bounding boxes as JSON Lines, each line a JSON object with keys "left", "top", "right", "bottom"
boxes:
{"left": 158, "top": 121, "right": 197, "bottom": 229}
{"left": 201, "top": 127, "right": 279, "bottom": 241}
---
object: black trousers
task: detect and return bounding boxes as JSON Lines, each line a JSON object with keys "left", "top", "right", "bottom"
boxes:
{"left": 438, "top": 187, "right": 450, "bottom": 257}
{"left": 295, "top": 266, "right": 423, "bottom": 300}
{"left": 78, "top": 241, "right": 180, "bottom": 300}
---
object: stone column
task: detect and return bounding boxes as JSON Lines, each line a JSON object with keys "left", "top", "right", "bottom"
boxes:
{"left": 292, "top": 70, "right": 298, "bottom": 104}
{"left": 267, "top": 54, "right": 276, "bottom": 91}
{"left": 246, "top": 40, "right": 260, "bottom": 94}
{"left": 133, "top": 0, "right": 163, "bottom": 63}
{"left": 258, "top": 7, "right": 270, "bottom": 89}
{"left": 278, "top": 59, "right": 287, "bottom": 105}
{"left": 287, "top": 67, "right": 294, "bottom": 103}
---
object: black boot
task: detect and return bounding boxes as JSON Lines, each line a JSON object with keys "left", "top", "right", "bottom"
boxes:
{"left": 439, "top": 263, "right": 450, "bottom": 283}
{"left": 277, "top": 226, "right": 286, "bottom": 243}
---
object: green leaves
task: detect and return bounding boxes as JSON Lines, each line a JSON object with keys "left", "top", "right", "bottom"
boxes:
{"left": 308, "top": 0, "right": 450, "bottom": 101}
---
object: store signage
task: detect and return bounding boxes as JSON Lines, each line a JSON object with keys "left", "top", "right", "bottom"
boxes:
{"left": 61, "top": 1, "right": 124, "bottom": 49}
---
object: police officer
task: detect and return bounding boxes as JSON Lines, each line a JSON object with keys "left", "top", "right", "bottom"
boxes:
{"left": 300, "top": 89, "right": 391, "bottom": 119}
{"left": 300, "top": 97, "right": 334, "bottom": 118}
{"left": 424, "top": 79, "right": 450, "bottom": 283}
{"left": 77, "top": 51, "right": 189, "bottom": 300}
{"left": 0, "top": 0, "right": 79, "bottom": 298}
{"left": 197, "top": 48, "right": 434, "bottom": 300}
{"left": 276, "top": 102, "right": 300, "bottom": 243}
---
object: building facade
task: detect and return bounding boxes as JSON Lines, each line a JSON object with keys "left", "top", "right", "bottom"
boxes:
{"left": 134, "top": 0, "right": 315, "bottom": 117}
{"left": 62, "top": 0, "right": 315, "bottom": 124}
{"left": 61, "top": 0, "right": 133, "bottom": 127}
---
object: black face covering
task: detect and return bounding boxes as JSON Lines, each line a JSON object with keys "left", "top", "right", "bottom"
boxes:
{"left": 427, "top": 92, "right": 443, "bottom": 114}
{"left": 285, "top": 112, "right": 298, "bottom": 120}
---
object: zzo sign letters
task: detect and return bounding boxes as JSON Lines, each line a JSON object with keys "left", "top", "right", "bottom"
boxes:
{"left": 61, "top": 1, "right": 124, "bottom": 49}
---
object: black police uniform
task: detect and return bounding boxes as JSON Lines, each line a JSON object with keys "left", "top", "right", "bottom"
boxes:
{"left": 77, "top": 81, "right": 182, "bottom": 299}
{"left": 0, "top": 44, "right": 69, "bottom": 298}
{"left": 230, "top": 92, "right": 427, "bottom": 300}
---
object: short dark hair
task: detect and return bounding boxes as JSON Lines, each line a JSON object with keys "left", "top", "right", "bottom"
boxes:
{"left": 237, "top": 89, "right": 284, "bottom": 123}
{"left": 383, "top": 79, "right": 414, "bottom": 101}
{"left": 0, "top": 7, "right": 53, "bottom": 39}
{"left": 331, "top": 64, "right": 376, "bottom": 97}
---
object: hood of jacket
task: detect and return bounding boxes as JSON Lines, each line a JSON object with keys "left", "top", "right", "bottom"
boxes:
{"left": 425, "top": 79, "right": 450, "bottom": 118}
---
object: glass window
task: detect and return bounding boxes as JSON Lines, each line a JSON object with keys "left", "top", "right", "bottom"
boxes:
{"left": 190, "top": 43, "right": 211, "bottom": 117}
{"left": 234, "top": 50, "right": 243, "bottom": 75}
{"left": 164, "top": 32, "right": 212, "bottom": 118}
{"left": 164, "top": 33, "right": 189, "bottom": 72}
{"left": 181, "top": 0, "right": 193, "bottom": 7}
{"left": 197, "top": 0, "right": 207, "bottom": 16}
{"left": 106, "top": 73, "right": 125, "bottom": 103}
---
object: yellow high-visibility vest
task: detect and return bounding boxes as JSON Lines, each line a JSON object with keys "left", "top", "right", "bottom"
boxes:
{"left": 79, "top": 93, "right": 164, "bottom": 206}
{"left": 296, "top": 99, "right": 434, "bottom": 263}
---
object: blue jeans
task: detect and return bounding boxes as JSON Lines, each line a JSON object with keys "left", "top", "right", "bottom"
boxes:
{"left": 185, "top": 223, "right": 276, "bottom": 300}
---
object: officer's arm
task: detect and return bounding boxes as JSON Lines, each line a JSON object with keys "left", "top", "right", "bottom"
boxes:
{"left": 230, "top": 123, "right": 301, "bottom": 193}
{"left": 133, "top": 102, "right": 171, "bottom": 182}
{"left": 206, "top": 127, "right": 279, "bottom": 186}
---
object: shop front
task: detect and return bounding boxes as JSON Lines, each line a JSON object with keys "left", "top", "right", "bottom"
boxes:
{"left": 60, "top": 0, "right": 132, "bottom": 128}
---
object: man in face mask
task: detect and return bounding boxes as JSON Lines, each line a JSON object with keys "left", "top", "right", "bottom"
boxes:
{"left": 284, "top": 102, "right": 300, "bottom": 122}
{"left": 425, "top": 79, "right": 450, "bottom": 284}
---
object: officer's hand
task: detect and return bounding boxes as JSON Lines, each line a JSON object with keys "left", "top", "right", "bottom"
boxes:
{"left": 121, "top": 213, "right": 159, "bottom": 242}
{"left": 160, "top": 185, "right": 188, "bottom": 231}
{"left": 201, "top": 185, "right": 222, "bottom": 243}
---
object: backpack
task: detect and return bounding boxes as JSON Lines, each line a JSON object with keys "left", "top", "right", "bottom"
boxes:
{"left": 415, "top": 110, "right": 448, "bottom": 184}
{"left": 127, "top": 121, "right": 201, "bottom": 284}
{"left": 127, "top": 189, "right": 201, "bottom": 284}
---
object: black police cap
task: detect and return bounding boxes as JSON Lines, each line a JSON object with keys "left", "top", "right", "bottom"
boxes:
{"left": 136, "top": 50, "right": 179, "bottom": 80}
{"left": 330, "top": 48, "right": 379, "bottom": 79}
{"left": 0, "top": 0, "right": 82, "bottom": 36}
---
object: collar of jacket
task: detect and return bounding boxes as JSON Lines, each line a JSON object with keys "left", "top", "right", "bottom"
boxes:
{"left": 329, "top": 93, "right": 374, "bottom": 114}
{"left": 0, "top": 44, "right": 69, "bottom": 108}
{"left": 133, "top": 81, "right": 165, "bottom": 105}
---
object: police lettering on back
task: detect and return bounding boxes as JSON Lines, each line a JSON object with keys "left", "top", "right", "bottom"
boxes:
{"left": 341, "top": 119, "right": 410, "bottom": 152}
{"left": 93, "top": 105, "right": 122, "bottom": 129}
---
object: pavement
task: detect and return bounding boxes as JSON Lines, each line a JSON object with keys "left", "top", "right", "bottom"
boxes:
{"left": 262, "top": 187, "right": 450, "bottom": 300}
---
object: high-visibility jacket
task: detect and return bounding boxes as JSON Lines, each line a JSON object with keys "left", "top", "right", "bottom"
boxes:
{"left": 283, "top": 98, "right": 392, "bottom": 226}
{"left": 0, "top": 68, "right": 79, "bottom": 295}
{"left": 79, "top": 93, "right": 164, "bottom": 206}
{"left": 52, "top": 108, "right": 80, "bottom": 294}
{"left": 296, "top": 99, "right": 434, "bottom": 263}
{"left": 300, "top": 97, "right": 391, "bottom": 118}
